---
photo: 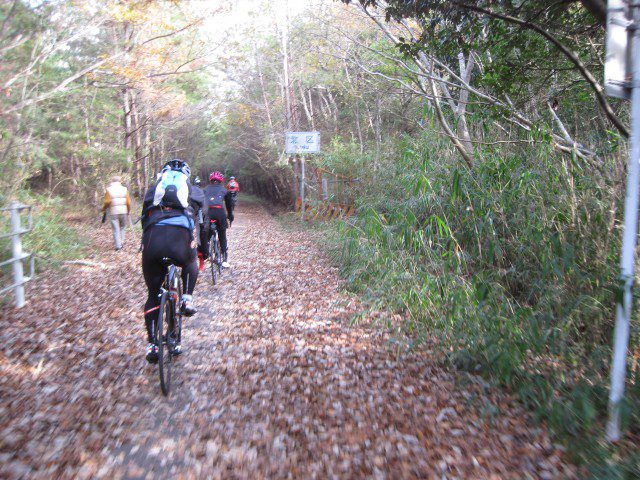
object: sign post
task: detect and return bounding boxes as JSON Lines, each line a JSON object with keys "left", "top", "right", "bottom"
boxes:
{"left": 606, "top": 0, "right": 632, "bottom": 100}
{"left": 606, "top": 0, "right": 638, "bottom": 442}
{"left": 285, "top": 131, "right": 321, "bottom": 220}
{"left": 300, "top": 156, "right": 306, "bottom": 219}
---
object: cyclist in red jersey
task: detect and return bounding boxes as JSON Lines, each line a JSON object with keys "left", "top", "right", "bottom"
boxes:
{"left": 226, "top": 176, "right": 240, "bottom": 207}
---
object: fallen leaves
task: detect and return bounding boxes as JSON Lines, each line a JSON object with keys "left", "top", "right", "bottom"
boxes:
{"left": 0, "top": 201, "right": 578, "bottom": 479}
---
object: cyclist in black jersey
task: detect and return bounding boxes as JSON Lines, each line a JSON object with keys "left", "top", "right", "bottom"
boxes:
{"left": 140, "top": 159, "right": 204, "bottom": 363}
{"left": 203, "top": 171, "right": 234, "bottom": 267}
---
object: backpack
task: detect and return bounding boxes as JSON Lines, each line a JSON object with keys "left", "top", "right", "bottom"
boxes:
{"left": 208, "top": 191, "right": 225, "bottom": 209}
{"left": 153, "top": 169, "right": 190, "bottom": 209}
{"left": 203, "top": 184, "right": 226, "bottom": 214}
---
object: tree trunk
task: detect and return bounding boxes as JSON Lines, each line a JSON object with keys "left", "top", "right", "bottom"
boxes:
{"left": 374, "top": 94, "right": 382, "bottom": 167}
{"left": 355, "top": 101, "right": 364, "bottom": 153}
{"left": 130, "top": 92, "right": 143, "bottom": 195}
{"left": 299, "top": 81, "right": 314, "bottom": 130}
{"left": 280, "top": 9, "right": 296, "bottom": 131}
{"left": 455, "top": 52, "right": 474, "bottom": 154}
{"left": 159, "top": 130, "right": 165, "bottom": 174}
{"left": 143, "top": 105, "right": 152, "bottom": 193}
{"left": 255, "top": 45, "right": 275, "bottom": 141}
{"left": 123, "top": 87, "right": 133, "bottom": 169}
{"left": 83, "top": 76, "right": 91, "bottom": 146}
{"left": 327, "top": 90, "right": 339, "bottom": 135}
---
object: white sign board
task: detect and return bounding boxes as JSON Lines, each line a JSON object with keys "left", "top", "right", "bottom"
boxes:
{"left": 285, "top": 131, "right": 321, "bottom": 154}
{"left": 605, "top": 0, "right": 632, "bottom": 99}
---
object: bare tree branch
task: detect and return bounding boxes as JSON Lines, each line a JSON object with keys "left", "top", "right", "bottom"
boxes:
{"left": 455, "top": 2, "right": 628, "bottom": 137}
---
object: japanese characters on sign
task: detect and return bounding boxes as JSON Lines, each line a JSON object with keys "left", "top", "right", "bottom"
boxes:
{"left": 285, "top": 131, "right": 321, "bottom": 154}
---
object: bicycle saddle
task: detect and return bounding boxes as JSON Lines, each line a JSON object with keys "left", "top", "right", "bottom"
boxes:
{"left": 161, "top": 257, "right": 179, "bottom": 266}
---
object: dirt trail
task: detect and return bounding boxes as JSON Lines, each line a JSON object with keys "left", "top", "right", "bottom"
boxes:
{"left": 1, "top": 200, "right": 576, "bottom": 479}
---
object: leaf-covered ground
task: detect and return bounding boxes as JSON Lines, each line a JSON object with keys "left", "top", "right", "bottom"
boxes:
{"left": 0, "top": 201, "right": 578, "bottom": 479}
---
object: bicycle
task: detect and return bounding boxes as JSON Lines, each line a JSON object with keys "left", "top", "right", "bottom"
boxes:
{"left": 155, "top": 257, "right": 184, "bottom": 396}
{"left": 208, "top": 219, "right": 223, "bottom": 285}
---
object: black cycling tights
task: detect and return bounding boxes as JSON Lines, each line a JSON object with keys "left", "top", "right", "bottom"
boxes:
{"left": 141, "top": 225, "right": 198, "bottom": 343}
{"left": 207, "top": 208, "right": 228, "bottom": 254}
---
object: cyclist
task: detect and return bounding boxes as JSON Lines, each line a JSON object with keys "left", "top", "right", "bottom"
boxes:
{"left": 226, "top": 176, "right": 240, "bottom": 207}
{"left": 203, "top": 171, "right": 234, "bottom": 268}
{"left": 140, "top": 159, "right": 205, "bottom": 363}
{"left": 190, "top": 176, "right": 208, "bottom": 271}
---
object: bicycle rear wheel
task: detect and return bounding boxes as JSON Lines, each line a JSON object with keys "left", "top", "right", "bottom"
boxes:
{"left": 209, "top": 234, "right": 218, "bottom": 285}
{"left": 214, "top": 236, "right": 222, "bottom": 275}
{"left": 157, "top": 290, "right": 173, "bottom": 396}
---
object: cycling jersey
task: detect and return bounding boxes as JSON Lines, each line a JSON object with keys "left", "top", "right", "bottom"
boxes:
{"left": 141, "top": 180, "right": 205, "bottom": 233}
{"left": 156, "top": 215, "right": 193, "bottom": 229}
{"left": 203, "top": 183, "right": 234, "bottom": 220}
{"left": 226, "top": 180, "right": 240, "bottom": 192}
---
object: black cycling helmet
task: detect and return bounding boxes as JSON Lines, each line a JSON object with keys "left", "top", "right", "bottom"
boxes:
{"left": 162, "top": 159, "right": 191, "bottom": 177}
{"left": 193, "top": 176, "right": 201, "bottom": 186}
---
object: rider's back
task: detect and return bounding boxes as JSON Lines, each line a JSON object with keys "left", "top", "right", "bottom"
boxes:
{"left": 142, "top": 178, "right": 203, "bottom": 231}
{"left": 203, "top": 183, "right": 230, "bottom": 213}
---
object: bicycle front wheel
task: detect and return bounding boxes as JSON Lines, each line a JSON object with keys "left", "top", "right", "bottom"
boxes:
{"left": 157, "top": 291, "right": 173, "bottom": 396}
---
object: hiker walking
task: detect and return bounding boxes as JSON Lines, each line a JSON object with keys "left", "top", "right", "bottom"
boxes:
{"left": 102, "top": 176, "right": 131, "bottom": 251}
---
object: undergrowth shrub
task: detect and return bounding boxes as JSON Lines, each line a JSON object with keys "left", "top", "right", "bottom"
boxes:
{"left": 322, "top": 132, "right": 640, "bottom": 477}
{"left": 0, "top": 192, "right": 86, "bottom": 285}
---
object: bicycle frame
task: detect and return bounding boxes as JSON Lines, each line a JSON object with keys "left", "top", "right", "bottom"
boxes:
{"left": 159, "top": 265, "right": 179, "bottom": 305}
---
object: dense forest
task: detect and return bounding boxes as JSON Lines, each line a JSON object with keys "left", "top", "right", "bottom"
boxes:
{"left": 1, "top": 0, "right": 639, "bottom": 477}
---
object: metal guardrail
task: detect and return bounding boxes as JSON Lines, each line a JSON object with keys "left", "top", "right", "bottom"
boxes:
{"left": 295, "top": 198, "right": 356, "bottom": 221}
{"left": 0, "top": 202, "right": 34, "bottom": 308}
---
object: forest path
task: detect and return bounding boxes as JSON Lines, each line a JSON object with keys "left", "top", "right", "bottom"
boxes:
{"left": 1, "top": 200, "right": 576, "bottom": 479}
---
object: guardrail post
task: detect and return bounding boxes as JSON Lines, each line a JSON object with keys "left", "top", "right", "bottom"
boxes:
{"left": 9, "top": 201, "right": 25, "bottom": 308}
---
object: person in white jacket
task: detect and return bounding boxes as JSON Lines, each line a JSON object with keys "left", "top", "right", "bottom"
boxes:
{"left": 102, "top": 176, "right": 131, "bottom": 250}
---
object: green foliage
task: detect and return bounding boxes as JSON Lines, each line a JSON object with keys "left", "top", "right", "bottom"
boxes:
{"left": 324, "top": 130, "right": 639, "bottom": 476}
{"left": 367, "top": 0, "right": 605, "bottom": 110}
{"left": 16, "top": 192, "right": 87, "bottom": 268}
{"left": 0, "top": 192, "right": 87, "bottom": 296}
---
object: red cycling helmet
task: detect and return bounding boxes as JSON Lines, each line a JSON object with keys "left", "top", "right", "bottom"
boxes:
{"left": 209, "top": 171, "right": 224, "bottom": 182}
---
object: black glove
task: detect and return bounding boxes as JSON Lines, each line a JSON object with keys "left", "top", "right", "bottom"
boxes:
{"left": 101, "top": 211, "right": 107, "bottom": 224}
{"left": 228, "top": 215, "right": 234, "bottom": 225}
